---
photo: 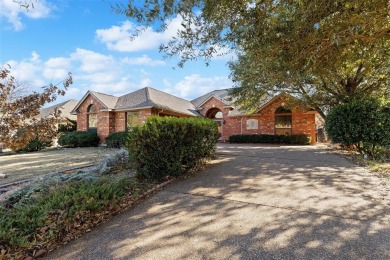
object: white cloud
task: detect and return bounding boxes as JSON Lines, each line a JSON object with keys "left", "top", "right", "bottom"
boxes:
{"left": 43, "top": 57, "right": 71, "bottom": 79}
{"left": 6, "top": 51, "right": 42, "bottom": 83}
{"left": 95, "top": 16, "right": 182, "bottom": 52}
{"left": 166, "top": 74, "right": 232, "bottom": 99}
{"left": 70, "top": 48, "right": 117, "bottom": 73}
{"left": 3, "top": 48, "right": 232, "bottom": 106}
{"left": 121, "top": 55, "right": 165, "bottom": 66}
{"left": 0, "top": 0, "right": 53, "bottom": 31}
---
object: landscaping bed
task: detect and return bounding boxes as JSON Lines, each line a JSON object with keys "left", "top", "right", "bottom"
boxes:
{"left": 0, "top": 150, "right": 170, "bottom": 259}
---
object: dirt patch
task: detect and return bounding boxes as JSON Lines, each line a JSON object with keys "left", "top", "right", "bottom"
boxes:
{"left": 0, "top": 147, "right": 120, "bottom": 185}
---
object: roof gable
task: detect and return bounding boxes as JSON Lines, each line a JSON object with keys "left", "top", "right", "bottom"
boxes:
{"left": 191, "top": 89, "right": 232, "bottom": 108}
{"left": 71, "top": 91, "right": 117, "bottom": 113}
{"left": 91, "top": 91, "right": 119, "bottom": 109}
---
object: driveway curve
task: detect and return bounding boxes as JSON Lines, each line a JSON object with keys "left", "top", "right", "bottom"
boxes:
{"left": 45, "top": 143, "right": 390, "bottom": 259}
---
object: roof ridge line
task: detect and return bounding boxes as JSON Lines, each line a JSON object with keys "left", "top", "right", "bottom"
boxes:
{"left": 146, "top": 86, "right": 193, "bottom": 103}
{"left": 90, "top": 90, "right": 118, "bottom": 98}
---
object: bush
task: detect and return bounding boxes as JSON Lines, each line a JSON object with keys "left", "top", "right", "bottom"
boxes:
{"left": 58, "top": 131, "right": 99, "bottom": 147}
{"left": 325, "top": 97, "right": 390, "bottom": 157}
{"left": 105, "top": 132, "right": 128, "bottom": 148}
{"left": 229, "top": 134, "right": 310, "bottom": 145}
{"left": 127, "top": 116, "right": 218, "bottom": 180}
{"left": 16, "top": 139, "right": 51, "bottom": 153}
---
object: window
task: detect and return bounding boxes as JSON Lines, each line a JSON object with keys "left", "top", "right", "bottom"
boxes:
{"left": 87, "top": 104, "right": 97, "bottom": 131}
{"left": 246, "top": 119, "right": 258, "bottom": 130}
{"left": 275, "top": 106, "right": 292, "bottom": 135}
{"left": 126, "top": 112, "right": 139, "bottom": 131}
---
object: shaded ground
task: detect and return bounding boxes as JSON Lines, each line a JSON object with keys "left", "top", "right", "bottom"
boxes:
{"left": 0, "top": 147, "right": 119, "bottom": 185}
{"left": 45, "top": 143, "right": 390, "bottom": 259}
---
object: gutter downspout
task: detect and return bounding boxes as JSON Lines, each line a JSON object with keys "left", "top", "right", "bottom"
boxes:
{"left": 157, "top": 109, "right": 164, "bottom": 116}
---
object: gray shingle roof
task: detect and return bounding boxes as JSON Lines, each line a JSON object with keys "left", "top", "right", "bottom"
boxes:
{"left": 191, "top": 89, "right": 278, "bottom": 117}
{"left": 74, "top": 87, "right": 280, "bottom": 117}
{"left": 190, "top": 89, "right": 232, "bottom": 108}
{"left": 90, "top": 91, "right": 118, "bottom": 109}
{"left": 115, "top": 87, "right": 200, "bottom": 116}
{"left": 38, "top": 99, "right": 78, "bottom": 120}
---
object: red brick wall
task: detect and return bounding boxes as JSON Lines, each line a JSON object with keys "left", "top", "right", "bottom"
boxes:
{"left": 76, "top": 95, "right": 110, "bottom": 143}
{"left": 77, "top": 93, "right": 318, "bottom": 144}
{"left": 114, "top": 109, "right": 153, "bottom": 133}
{"left": 199, "top": 96, "right": 317, "bottom": 144}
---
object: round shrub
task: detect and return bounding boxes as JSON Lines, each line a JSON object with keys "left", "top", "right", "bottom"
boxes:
{"left": 105, "top": 132, "right": 128, "bottom": 148}
{"left": 127, "top": 116, "right": 218, "bottom": 180}
{"left": 16, "top": 139, "right": 51, "bottom": 153}
{"left": 58, "top": 131, "right": 99, "bottom": 147}
{"left": 325, "top": 97, "right": 390, "bottom": 156}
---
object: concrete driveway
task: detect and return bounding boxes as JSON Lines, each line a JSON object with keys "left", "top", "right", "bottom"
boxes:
{"left": 45, "top": 143, "right": 390, "bottom": 259}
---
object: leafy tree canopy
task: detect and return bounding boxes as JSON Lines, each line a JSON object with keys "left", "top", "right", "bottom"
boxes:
{"left": 0, "top": 65, "right": 73, "bottom": 151}
{"left": 115, "top": 0, "right": 389, "bottom": 117}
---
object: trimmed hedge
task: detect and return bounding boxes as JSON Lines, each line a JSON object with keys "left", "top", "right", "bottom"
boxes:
{"left": 325, "top": 97, "right": 390, "bottom": 157}
{"left": 126, "top": 116, "right": 218, "bottom": 180}
{"left": 229, "top": 134, "right": 310, "bottom": 145}
{"left": 58, "top": 131, "right": 99, "bottom": 147}
{"left": 105, "top": 132, "right": 128, "bottom": 148}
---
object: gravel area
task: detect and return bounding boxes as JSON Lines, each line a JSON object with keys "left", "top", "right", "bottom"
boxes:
{"left": 0, "top": 147, "right": 120, "bottom": 185}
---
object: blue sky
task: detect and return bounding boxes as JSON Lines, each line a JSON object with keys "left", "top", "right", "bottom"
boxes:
{"left": 0, "top": 0, "right": 233, "bottom": 105}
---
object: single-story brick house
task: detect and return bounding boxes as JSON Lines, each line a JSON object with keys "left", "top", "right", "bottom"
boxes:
{"left": 71, "top": 87, "right": 324, "bottom": 144}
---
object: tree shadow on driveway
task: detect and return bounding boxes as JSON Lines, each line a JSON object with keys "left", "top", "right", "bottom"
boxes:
{"left": 45, "top": 144, "right": 390, "bottom": 259}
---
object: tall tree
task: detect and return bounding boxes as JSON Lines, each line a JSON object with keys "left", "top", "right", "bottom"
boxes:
{"left": 0, "top": 65, "right": 73, "bottom": 151}
{"left": 115, "top": 0, "right": 389, "bottom": 116}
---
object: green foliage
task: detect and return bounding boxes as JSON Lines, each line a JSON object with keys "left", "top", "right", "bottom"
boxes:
{"left": 16, "top": 139, "right": 51, "bottom": 153}
{"left": 229, "top": 134, "right": 310, "bottom": 145}
{"left": 116, "top": 1, "right": 389, "bottom": 117}
{"left": 105, "top": 132, "right": 128, "bottom": 148}
{"left": 58, "top": 118, "right": 77, "bottom": 133}
{"left": 325, "top": 97, "right": 390, "bottom": 158}
{"left": 126, "top": 116, "right": 218, "bottom": 180}
{"left": 0, "top": 175, "right": 138, "bottom": 249}
{"left": 58, "top": 131, "right": 99, "bottom": 147}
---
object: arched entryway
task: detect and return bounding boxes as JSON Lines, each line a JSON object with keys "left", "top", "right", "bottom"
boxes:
{"left": 206, "top": 108, "right": 223, "bottom": 138}
{"left": 275, "top": 106, "right": 292, "bottom": 135}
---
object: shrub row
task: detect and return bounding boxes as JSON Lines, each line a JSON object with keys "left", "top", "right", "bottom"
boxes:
{"left": 58, "top": 131, "right": 99, "bottom": 147}
{"left": 105, "top": 132, "right": 128, "bottom": 148}
{"left": 229, "top": 134, "right": 310, "bottom": 145}
{"left": 0, "top": 174, "right": 153, "bottom": 256}
{"left": 127, "top": 116, "right": 218, "bottom": 180}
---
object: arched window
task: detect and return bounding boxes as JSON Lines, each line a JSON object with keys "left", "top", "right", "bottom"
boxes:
{"left": 87, "top": 104, "right": 98, "bottom": 131}
{"left": 275, "top": 106, "right": 292, "bottom": 135}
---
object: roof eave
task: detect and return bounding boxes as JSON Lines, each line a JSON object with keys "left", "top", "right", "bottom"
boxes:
{"left": 70, "top": 91, "right": 110, "bottom": 114}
